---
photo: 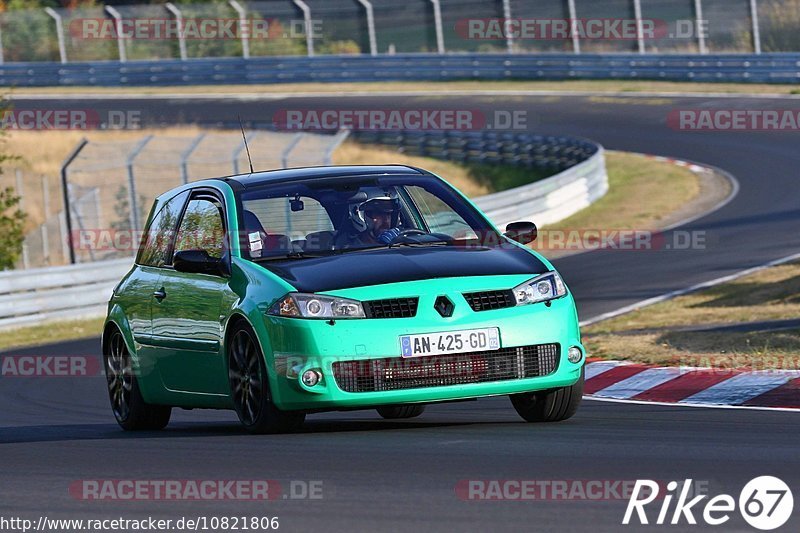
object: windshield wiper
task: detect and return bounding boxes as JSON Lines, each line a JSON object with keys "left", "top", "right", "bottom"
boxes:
{"left": 387, "top": 240, "right": 451, "bottom": 249}
{"left": 259, "top": 250, "right": 334, "bottom": 261}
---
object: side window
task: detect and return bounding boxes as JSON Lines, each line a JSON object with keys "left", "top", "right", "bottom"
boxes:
{"left": 138, "top": 191, "right": 189, "bottom": 267}
{"left": 174, "top": 197, "right": 226, "bottom": 260}
{"left": 405, "top": 186, "right": 478, "bottom": 240}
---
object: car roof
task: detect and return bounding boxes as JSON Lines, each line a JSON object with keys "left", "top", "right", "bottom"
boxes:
{"left": 220, "top": 165, "right": 427, "bottom": 189}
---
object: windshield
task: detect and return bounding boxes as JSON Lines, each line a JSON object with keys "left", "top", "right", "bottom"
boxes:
{"left": 238, "top": 175, "right": 501, "bottom": 261}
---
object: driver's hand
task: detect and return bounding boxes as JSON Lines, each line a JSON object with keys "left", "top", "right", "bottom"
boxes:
{"left": 376, "top": 228, "right": 402, "bottom": 244}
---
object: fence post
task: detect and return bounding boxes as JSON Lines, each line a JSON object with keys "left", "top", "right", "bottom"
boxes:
{"left": 60, "top": 138, "right": 89, "bottom": 265}
{"left": 229, "top": 0, "right": 250, "bottom": 59}
{"left": 41, "top": 175, "right": 50, "bottom": 266}
{"left": 58, "top": 211, "right": 69, "bottom": 265}
{"left": 429, "top": 0, "right": 445, "bottom": 54}
{"left": 44, "top": 7, "right": 67, "bottom": 64}
{"left": 13, "top": 169, "right": 28, "bottom": 268}
{"left": 502, "top": 0, "right": 513, "bottom": 54}
{"left": 694, "top": 0, "right": 707, "bottom": 54}
{"left": 324, "top": 129, "right": 350, "bottom": 165}
{"left": 750, "top": 0, "right": 761, "bottom": 54}
{"left": 105, "top": 6, "right": 127, "bottom": 62}
{"left": 281, "top": 133, "right": 304, "bottom": 168}
{"left": 14, "top": 168, "right": 23, "bottom": 210}
{"left": 180, "top": 133, "right": 206, "bottom": 184}
{"left": 67, "top": 183, "right": 96, "bottom": 262}
{"left": 633, "top": 0, "right": 645, "bottom": 54}
{"left": 165, "top": 2, "right": 188, "bottom": 60}
{"left": 292, "top": 0, "right": 315, "bottom": 57}
{"left": 356, "top": 0, "right": 378, "bottom": 56}
{"left": 566, "top": 0, "right": 580, "bottom": 54}
{"left": 126, "top": 135, "right": 154, "bottom": 232}
{"left": 0, "top": 24, "right": 4, "bottom": 64}
{"left": 233, "top": 132, "right": 258, "bottom": 174}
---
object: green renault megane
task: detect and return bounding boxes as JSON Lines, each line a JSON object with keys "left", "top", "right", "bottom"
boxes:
{"left": 103, "top": 165, "right": 585, "bottom": 433}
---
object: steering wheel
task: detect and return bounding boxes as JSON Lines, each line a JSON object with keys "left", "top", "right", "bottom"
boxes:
{"left": 396, "top": 229, "right": 428, "bottom": 238}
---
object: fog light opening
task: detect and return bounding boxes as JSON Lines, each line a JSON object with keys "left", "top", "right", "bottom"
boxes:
{"left": 568, "top": 346, "right": 583, "bottom": 364}
{"left": 301, "top": 369, "right": 322, "bottom": 387}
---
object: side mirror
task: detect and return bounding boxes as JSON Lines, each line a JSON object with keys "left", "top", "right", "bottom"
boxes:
{"left": 173, "top": 250, "right": 226, "bottom": 276}
{"left": 504, "top": 221, "right": 538, "bottom": 245}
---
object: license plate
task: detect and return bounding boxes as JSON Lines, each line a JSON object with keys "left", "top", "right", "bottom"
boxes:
{"left": 400, "top": 327, "right": 500, "bottom": 358}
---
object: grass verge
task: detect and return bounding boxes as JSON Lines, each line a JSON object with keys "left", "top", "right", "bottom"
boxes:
{"left": 583, "top": 261, "right": 800, "bottom": 369}
{"left": 10, "top": 80, "right": 800, "bottom": 96}
{"left": 0, "top": 317, "right": 105, "bottom": 352}
{"left": 534, "top": 151, "right": 702, "bottom": 259}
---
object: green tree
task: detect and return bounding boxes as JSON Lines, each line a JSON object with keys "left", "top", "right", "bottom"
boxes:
{"left": 0, "top": 187, "right": 26, "bottom": 270}
{"left": 110, "top": 185, "right": 148, "bottom": 232}
{"left": 0, "top": 95, "right": 26, "bottom": 270}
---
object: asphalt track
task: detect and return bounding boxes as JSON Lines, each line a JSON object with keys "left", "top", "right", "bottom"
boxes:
{"left": 2, "top": 93, "right": 799, "bottom": 532}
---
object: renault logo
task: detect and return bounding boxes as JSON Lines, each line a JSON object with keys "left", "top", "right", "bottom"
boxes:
{"left": 434, "top": 295, "right": 454, "bottom": 318}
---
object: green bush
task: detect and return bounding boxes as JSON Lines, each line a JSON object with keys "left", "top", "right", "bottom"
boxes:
{"left": 0, "top": 187, "right": 26, "bottom": 270}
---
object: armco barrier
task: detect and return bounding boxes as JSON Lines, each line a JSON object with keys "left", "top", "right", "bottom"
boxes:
{"left": 0, "top": 258, "right": 131, "bottom": 330}
{"left": 352, "top": 130, "right": 607, "bottom": 229}
{"left": 1, "top": 53, "right": 799, "bottom": 87}
{"left": 0, "top": 132, "right": 606, "bottom": 331}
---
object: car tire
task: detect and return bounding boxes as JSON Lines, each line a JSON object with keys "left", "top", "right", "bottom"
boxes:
{"left": 104, "top": 327, "right": 172, "bottom": 431}
{"left": 376, "top": 405, "right": 426, "bottom": 419}
{"left": 509, "top": 369, "right": 583, "bottom": 423}
{"left": 228, "top": 323, "right": 305, "bottom": 434}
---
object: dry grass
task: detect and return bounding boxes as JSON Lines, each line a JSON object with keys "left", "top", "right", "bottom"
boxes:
{"left": 10, "top": 80, "right": 800, "bottom": 96}
{"left": 0, "top": 317, "right": 105, "bottom": 351}
{"left": 0, "top": 127, "right": 207, "bottom": 231}
{"left": 534, "top": 151, "right": 701, "bottom": 259}
{"left": 584, "top": 261, "right": 800, "bottom": 368}
{"left": 548, "top": 152, "right": 700, "bottom": 231}
{"left": 1, "top": 130, "right": 547, "bottom": 232}
{"left": 332, "top": 140, "right": 491, "bottom": 198}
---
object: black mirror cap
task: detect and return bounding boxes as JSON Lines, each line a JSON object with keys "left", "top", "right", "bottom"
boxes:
{"left": 504, "top": 221, "right": 538, "bottom": 245}
{"left": 173, "top": 249, "right": 225, "bottom": 276}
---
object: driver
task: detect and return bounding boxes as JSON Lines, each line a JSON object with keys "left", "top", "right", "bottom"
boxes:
{"left": 343, "top": 190, "right": 403, "bottom": 247}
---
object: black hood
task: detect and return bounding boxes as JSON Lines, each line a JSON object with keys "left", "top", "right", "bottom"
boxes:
{"left": 264, "top": 245, "right": 548, "bottom": 293}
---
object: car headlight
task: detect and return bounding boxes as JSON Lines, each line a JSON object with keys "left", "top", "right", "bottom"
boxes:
{"left": 268, "top": 293, "right": 366, "bottom": 319}
{"left": 512, "top": 272, "right": 567, "bottom": 305}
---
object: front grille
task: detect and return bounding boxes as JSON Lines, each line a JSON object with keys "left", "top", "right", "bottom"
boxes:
{"left": 463, "top": 289, "right": 516, "bottom": 312}
{"left": 363, "top": 297, "right": 419, "bottom": 319}
{"left": 332, "top": 344, "right": 560, "bottom": 393}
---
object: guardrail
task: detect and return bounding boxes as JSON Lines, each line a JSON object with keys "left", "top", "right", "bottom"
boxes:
{"left": 0, "top": 258, "right": 130, "bottom": 330}
{"left": 1, "top": 53, "right": 799, "bottom": 87}
{"left": 352, "top": 130, "right": 606, "bottom": 228}
{"left": 0, "top": 131, "right": 606, "bottom": 331}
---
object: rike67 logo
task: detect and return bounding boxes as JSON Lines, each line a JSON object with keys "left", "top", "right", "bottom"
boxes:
{"left": 623, "top": 477, "right": 793, "bottom": 530}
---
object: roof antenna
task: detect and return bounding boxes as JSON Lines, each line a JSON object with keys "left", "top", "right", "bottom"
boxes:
{"left": 238, "top": 115, "right": 254, "bottom": 174}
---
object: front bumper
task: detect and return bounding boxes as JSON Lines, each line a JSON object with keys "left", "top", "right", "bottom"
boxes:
{"left": 261, "top": 283, "right": 583, "bottom": 411}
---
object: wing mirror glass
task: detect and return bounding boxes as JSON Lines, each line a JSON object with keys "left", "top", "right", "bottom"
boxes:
{"left": 173, "top": 250, "right": 227, "bottom": 276}
{"left": 504, "top": 221, "right": 538, "bottom": 245}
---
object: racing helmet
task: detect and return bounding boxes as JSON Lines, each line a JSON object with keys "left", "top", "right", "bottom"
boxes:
{"left": 347, "top": 188, "right": 400, "bottom": 233}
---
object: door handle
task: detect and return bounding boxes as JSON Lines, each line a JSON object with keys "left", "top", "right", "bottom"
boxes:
{"left": 153, "top": 288, "right": 167, "bottom": 301}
